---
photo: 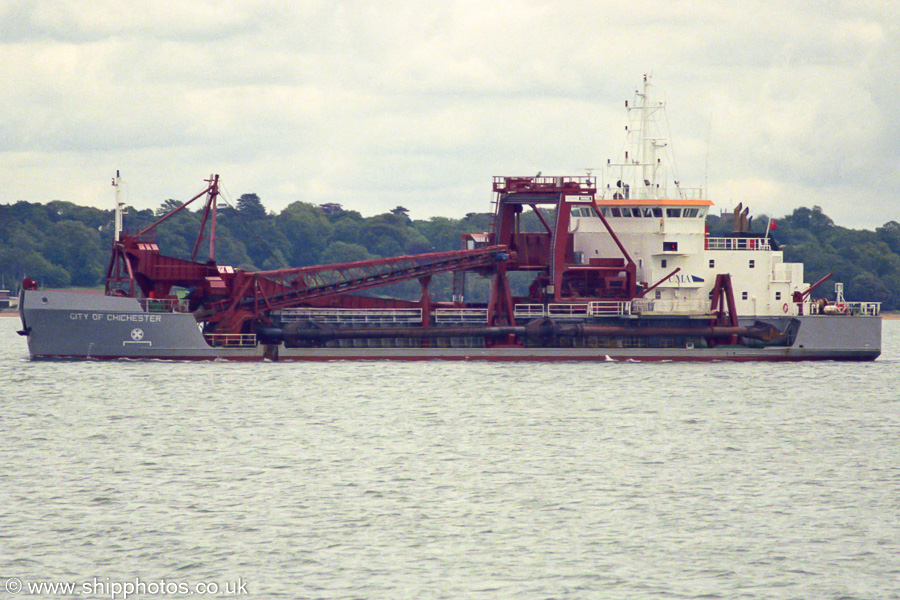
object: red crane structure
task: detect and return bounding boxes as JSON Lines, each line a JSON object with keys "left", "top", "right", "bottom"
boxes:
{"left": 455, "top": 175, "right": 639, "bottom": 327}
{"left": 102, "top": 174, "right": 756, "bottom": 348}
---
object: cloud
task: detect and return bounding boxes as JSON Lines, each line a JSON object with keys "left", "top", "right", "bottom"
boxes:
{"left": 1, "top": 0, "right": 898, "bottom": 229}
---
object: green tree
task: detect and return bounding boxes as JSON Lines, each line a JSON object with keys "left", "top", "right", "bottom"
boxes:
{"left": 276, "top": 202, "right": 333, "bottom": 266}
{"left": 44, "top": 221, "right": 105, "bottom": 287}
{"left": 876, "top": 221, "right": 900, "bottom": 254}
{"left": 848, "top": 271, "right": 892, "bottom": 306}
{"left": 319, "top": 241, "right": 374, "bottom": 264}
{"left": 235, "top": 193, "right": 267, "bottom": 221}
{"left": 413, "top": 217, "right": 460, "bottom": 252}
{"left": 0, "top": 246, "right": 71, "bottom": 288}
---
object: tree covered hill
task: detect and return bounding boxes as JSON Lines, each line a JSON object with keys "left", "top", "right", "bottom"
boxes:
{"left": 1, "top": 195, "right": 898, "bottom": 309}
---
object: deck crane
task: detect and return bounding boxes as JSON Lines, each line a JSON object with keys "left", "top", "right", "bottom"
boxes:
{"left": 105, "top": 176, "right": 515, "bottom": 335}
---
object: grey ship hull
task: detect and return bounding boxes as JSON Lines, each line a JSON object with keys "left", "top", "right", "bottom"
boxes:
{"left": 18, "top": 290, "right": 882, "bottom": 362}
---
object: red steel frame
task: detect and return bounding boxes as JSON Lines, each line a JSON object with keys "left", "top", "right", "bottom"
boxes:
{"left": 482, "top": 176, "right": 638, "bottom": 316}
{"left": 102, "top": 174, "right": 741, "bottom": 342}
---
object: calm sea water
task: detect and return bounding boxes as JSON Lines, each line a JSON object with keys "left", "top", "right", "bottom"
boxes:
{"left": 1, "top": 316, "right": 899, "bottom": 600}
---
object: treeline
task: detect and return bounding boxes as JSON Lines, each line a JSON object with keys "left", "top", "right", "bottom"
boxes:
{"left": 1, "top": 195, "right": 899, "bottom": 308}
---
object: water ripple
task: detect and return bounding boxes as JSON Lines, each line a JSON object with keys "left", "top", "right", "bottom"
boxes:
{"left": 1, "top": 318, "right": 899, "bottom": 598}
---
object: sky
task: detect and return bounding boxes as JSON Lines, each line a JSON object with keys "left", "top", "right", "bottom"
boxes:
{"left": 2, "top": 0, "right": 898, "bottom": 228}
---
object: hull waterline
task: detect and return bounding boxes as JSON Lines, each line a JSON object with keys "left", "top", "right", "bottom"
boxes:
{"left": 19, "top": 289, "right": 881, "bottom": 362}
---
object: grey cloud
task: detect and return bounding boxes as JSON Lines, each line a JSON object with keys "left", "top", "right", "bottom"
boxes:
{"left": 1, "top": 0, "right": 899, "bottom": 229}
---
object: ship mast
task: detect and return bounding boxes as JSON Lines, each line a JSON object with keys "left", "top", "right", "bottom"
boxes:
{"left": 639, "top": 77, "right": 653, "bottom": 195}
{"left": 112, "top": 170, "right": 124, "bottom": 240}
{"left": 607, "top": 75, "right": 671, "bottom": 200}
{"left": 630, "top": 74, "right": 665, "bottom": 199}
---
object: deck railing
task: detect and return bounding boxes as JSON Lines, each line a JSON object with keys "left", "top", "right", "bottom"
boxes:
{"left": 514, "top": 304, "right": 546, "bottom": 318}
{"left": 632, "top": 298, "right": 711, "bottom": 314}
{"left": 588, "top": 301, "right": 632, "bottom": 316}
{"left": 278, "top": 308, "right": 423, "bottom": 324}
{"left": 434, "top": 308, "right": 489, "bottom": 324}
{"left": 513, "top": 302, "right": 632, "bottom": 318}
{"left": 808, "top": 302, "right": 881, "bottom": 316}
{"left": 855, "top": 302, "right": 882, "bottom": 316}
{"left": 203, "top": 333, "right": 257, "bottom": 348}
{"left": 547, "top": 303, "right": 590, "bottom": 317}
{"left": 140, "top": 298, "right": 190, "bottom": 313}
{"left": 706, "top": 237, "right": 771, "bottom": 251}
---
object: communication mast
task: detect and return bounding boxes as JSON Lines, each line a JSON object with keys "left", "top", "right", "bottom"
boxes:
{"left": 111, "top": 170, "right": 125, "bottom": 240}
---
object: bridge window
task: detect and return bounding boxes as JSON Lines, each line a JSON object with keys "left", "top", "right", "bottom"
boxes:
{"left": 684, "top": 208, "right": 699, "bottom": 218}
{"left": 631, "top": 208, "right": 642, "bottom": 217}
{"left": 666, "top": 208, "right": 681, "bottom": 218}
{"left": 610, "top": 207, "right": 622, "bottom": 217}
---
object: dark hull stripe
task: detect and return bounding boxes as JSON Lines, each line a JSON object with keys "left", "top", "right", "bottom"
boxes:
{"left": 31, "top": 351, "right": 880, "bottom": 362}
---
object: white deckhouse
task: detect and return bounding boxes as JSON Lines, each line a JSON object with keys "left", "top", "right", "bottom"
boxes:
{"left": 570, "top": 76, "right": 808, "bottom": 317}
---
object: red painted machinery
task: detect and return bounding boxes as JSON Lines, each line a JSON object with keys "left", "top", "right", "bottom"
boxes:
{"left": 104, "top": 174, "right": 749, "bottom": 344}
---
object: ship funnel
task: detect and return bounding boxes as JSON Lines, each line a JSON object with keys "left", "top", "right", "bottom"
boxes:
{"left": 741, "top": 207, "right": 750, "bottom": 233}
{"left": 733, "top": 203, "right": 743, "bottom": 233}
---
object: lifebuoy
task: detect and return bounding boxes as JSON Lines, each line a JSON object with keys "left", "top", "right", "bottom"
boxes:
{"left": 836, "top": 303, "right": 847, "bottom": 314}
{"left": 782, "top": 303, "right": 789, "bottom": 313}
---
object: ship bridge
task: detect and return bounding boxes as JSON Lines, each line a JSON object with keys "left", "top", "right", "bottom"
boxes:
{"left": 572, "top": 198, "right": 712, "bottom": 259}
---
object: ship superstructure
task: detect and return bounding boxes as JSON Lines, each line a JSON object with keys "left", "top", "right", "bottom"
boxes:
{"left": 574, "top": 76, "right": 810, "bottom": 318}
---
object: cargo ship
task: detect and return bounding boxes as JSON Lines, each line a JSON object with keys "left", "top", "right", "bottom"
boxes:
{"left": 17, "top": 78, "right": 881, "bottom": 361}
